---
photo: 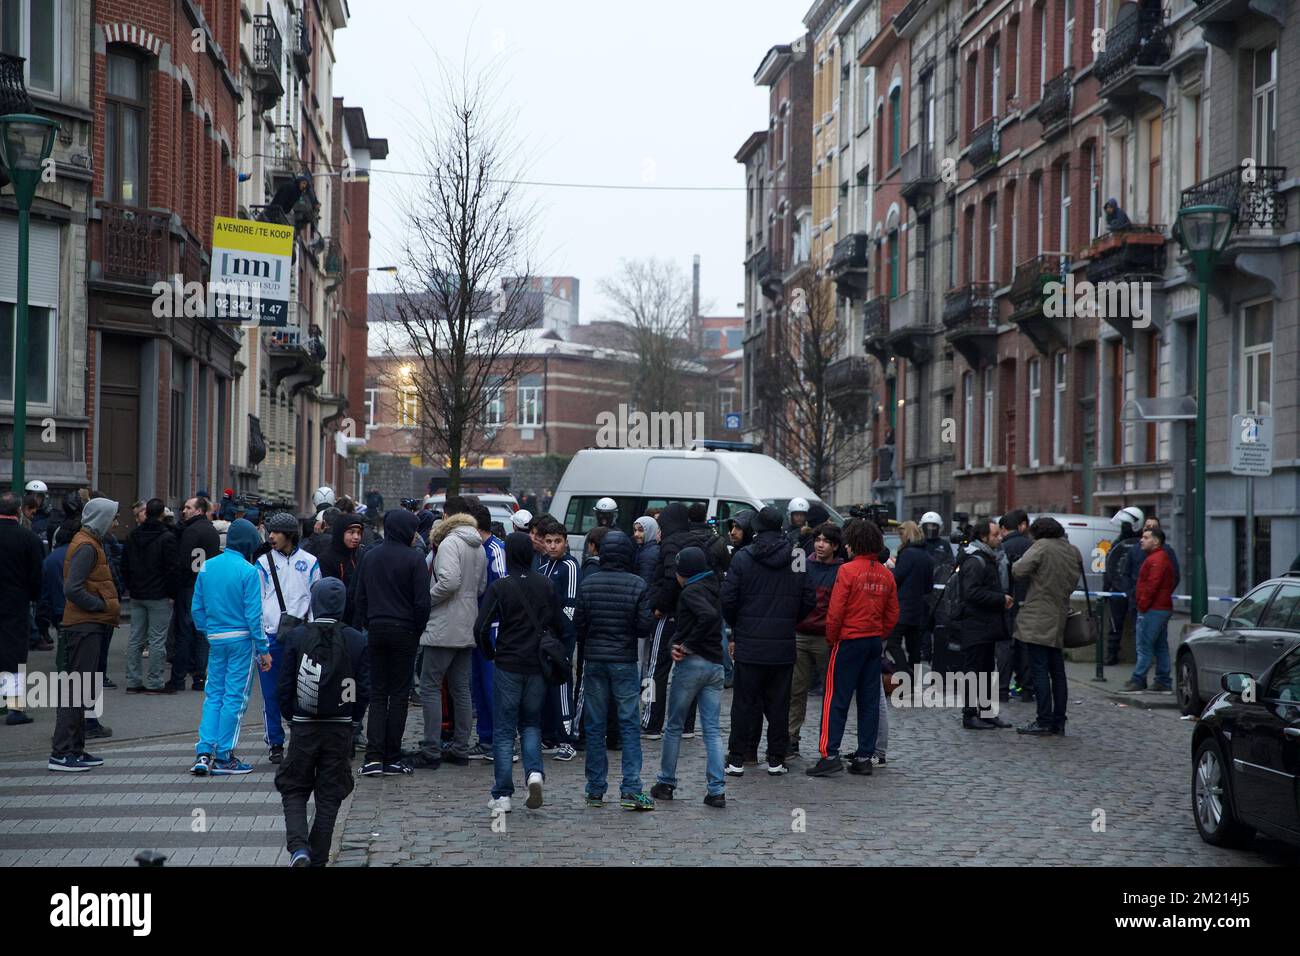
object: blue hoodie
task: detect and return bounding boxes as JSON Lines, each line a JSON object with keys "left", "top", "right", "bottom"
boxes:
{"left": 191, "top": 518, "right": 268, "bottom": 654}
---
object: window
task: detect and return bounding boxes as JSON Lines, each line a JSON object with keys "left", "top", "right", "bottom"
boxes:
{"left": 947, "top": 197, "right": 958, "bottom": 286}
{"left": 364, "top": 387, "right": 378, "bottom": 430}
{"left": 719, "top": 387, "right": 737, "bottom": 418}
{"left": 889, "top": 86, "right": 902, "bottom": 167}
{"left": 1092, "top": 0, "right": 1102, "bottom": 62}
{"left": 1063, "top": 0, "right": 1074, "bottom": 69}
{"left": 1007, "top": 21, "right": 1019, "bottom": 100}
{"left": 947, "top": 47, "right": 959, "bottom": 134}
{"left": 1037, "top": 4, "right": 1048, "bottom": 97}
{"left": 1266, "top": 648, "right": 1300, "bottom": 703}
{"left": 725, "top": 328, "right": 743, "bottom": 349}
{"left": 0, "top": 0, "right": 57, "bottom": 94}
{"left": 105, "top": 50, "right": 149, "bottom": 205}
{"left": 1193, "top": 94, "right": 1203, "bottom": 180}
{"left": 1028, "top": 358, "right": 1041, "bottom": 466}
{"left": 989, "top": 39, "right": 1001, "bottom": 117}
{"left": 1058, "top": 164, "right": 1070, "bottom": 264}
{"left": 982, "top": 368, "right": 995, "bottom": 467}
{"left": 1227, "top": 585, "right": 1278, "bottom": 629}
{"left": 1253, "top": 45, "right": 1277, "bottom": 166}
{"left": 517, "top": 374, "right": 542, "bottom": 427}
{"left": 397, "top": 386, "right": 419, "bottom": 427}
{"left": 0, "top": 218, "right": 58, "bottom": 407}
{"left": 1147, "top": 115, "right": 1162, "bottom": 223}
{"left": 1087, "top": 143, "right": 1100, "bottom": 240}
{"left": 1259, "top": 584, "right": 1300, "bottom": 629}
{"left": 1053, "top": 350, "right": 1067, "bottom": 463}
{"left": 986, "top": 196, "right": 998, "bottom": 283}
{"left": 1008, "top": 183, "right": 1018, "bottom": 268}
{"left": 888, "top": 231, "right": 900, "bottom": 297}
{"left": 704, "top": 329, "right": 722, "bottom": 350}
{"left": 963, "top": 372, "right": 974, "bottom": 467}
{"left": 484, "top": 377, "right": 505, "bottom": 427}
{"left": 1035, "top": 175, "right": 1044, "bottom": 254}
{"left": 1241, "top": 301, "right": 1273, "bottom": 415}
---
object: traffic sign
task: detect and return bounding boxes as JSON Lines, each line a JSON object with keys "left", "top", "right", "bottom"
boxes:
{"left": 1230, "top": 414, "right": 1273, "bottom": 477}
{"left": 357, "top": 461, "right": 369, "bottom": 476}
{"left": 725, "top": 412, "right": 742, "bottom": 431}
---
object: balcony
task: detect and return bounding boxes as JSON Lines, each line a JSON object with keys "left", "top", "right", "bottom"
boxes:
{"left": 290, "top": 12, "right": 312, "bottom": 75}
{"left": 270, "top": 123, "right": 300, "bottom": 175}
{"left": 942, "top": 282, "right": 997, "bottom": 366}
{"left": 825, "top": 355, "right": 873, "bottom": 421}
{"left": 179, "top": 230, "right": 208, "bottom": 289}
{"left": 830, "top": 233, "right": 872, "bottom": 297}
{"left": 250, "top": 204, "right": 291, "bottom": 226}
{"left": 884, "top": 290, "right": 935, "bottom": 363}
{"left": 1, "top": 52, "right": 33, "bottom": 114}
{"left": 1039, "top": 69, "right": 1073, "bottom": 140}
{"left": 1179, "top": 165, "right": 1288, "bottom": 295}
{"left": 98, "top": 202, "right": 170, "bottom": 287}
{"left": 250, "top": 13, "right": 284, "bottom": 110}
{"left": 1008, "top": 256, "right": 1069, "bottom": 355}
{"left": 900, "top": 144, "right": 938, "bottom": 212}
{"left": 1095, "top": 4, "right": 1169, "bottom": 110}
{"left": 756, "top": 249, "right": 784, "bottom": 300}
{"left": 862, "top": 296, "right": 890, "bottom": 362}
{"left": 1082, "top": 225, "right": 1166, "bottom": 283}
{"left": 967, "top": 117, "right": 998, "bottom": 179}
{"left": 268, "top": 302, "right": 325, "bottom": 394}
{"left": 1191, "top": 0, "right": 1286, "bottom": 50}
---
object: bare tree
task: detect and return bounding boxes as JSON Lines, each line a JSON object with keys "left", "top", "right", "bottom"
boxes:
{"left": 598, "top": 258, "right": 704, "bottom": 415}
{"left": 756, "top": 276, "right": 873, "bottom": 498}
{"left": 375, "top": 63, "right": 541, "bottom": 495}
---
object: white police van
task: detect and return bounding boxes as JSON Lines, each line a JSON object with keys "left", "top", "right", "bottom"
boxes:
{"left": 548, "top": 442, "right": 842, "bottom": 555}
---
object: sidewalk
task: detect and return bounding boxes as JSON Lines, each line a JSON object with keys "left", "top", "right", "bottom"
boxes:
{"left": 1064, "top": 660, "right": 1182, "bottom": 712}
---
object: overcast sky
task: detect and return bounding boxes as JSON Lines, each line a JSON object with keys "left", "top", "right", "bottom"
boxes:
{"left": 333, "top": 0, "right": 807, "bottom": 322}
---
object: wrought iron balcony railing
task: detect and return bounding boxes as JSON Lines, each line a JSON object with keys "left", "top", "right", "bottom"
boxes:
{"left": 252, "top": 13, "right": 283, "bottom": 77}
{"left": 1039, "top": 69, "right": 1073, "bottom": 134}
{"left": 1083, "top": 225, "right": 1166, "bottom": 283}
{"left": 968, "top": 117, "right": 999, "bottom": 175}
{"left": 270, "top": 123, "right": 299, "bottom": 172}
{"left": 863, "top": 296, "right": 889, "bottom": 338}
{"left": 1008, "top": 255, "right": 1062, "bottom": 310}
{"left": 942, "top": 282, "right": 997, "bottom": 330}
{"left": 99, "top": 202, "right": 170, "bottom": 285}
{"left": 290, "top": 12, "right": 312, "bottom": 73}
{"left": 830, "top": 233, "right": 870, "bottom": 273}
{"left": 1, "top": 52, "right": 34, "bottom": 115}
{"left": 1180, "top": 166, "right": 1287, "bottom": 229}
{"left": 901, "top": 143, "right": 937, "bottom": 202}
{"left": 825, "top": 355, "right": 873, "bottom": 398}
{"left": 1095, "top": 7, "right": 1170, "bottom": 88}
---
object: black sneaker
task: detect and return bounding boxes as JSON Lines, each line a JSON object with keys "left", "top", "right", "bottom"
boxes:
{"left": 1017, "top": 721, "right": 1054, "bottom": 736}
{"left": 442, "top": 752, "right": 470, "bottom": 767}
{"left": 409, "top": 751, "right": 441, "bottom": 769}
{"left": 191, "top": 679, "right": 205, "bottom": 692}
{"left": 848, "top": 756, "right": 873, "bottom": 776}
{"left": 703, "top": 793, "right": 726, "bottom": 808}
{"left": 267, "top": 744, "right": 284, "bottom": 764}
{"left": 984, "top": 716, "right": 1012, "bottom": 729}
{"left": 85, "top": 724, "right": 113, "bottom": 739}
{"left": 962, "top": 716, "right": 997, "bottom": 730}
{"left": 77, "top": 752, "right": 105, "bottom": 767}
{"left": 806, "top": 756, "right": 844, "bottom": 777}
{"left": 360, "top": 761, "right": 384, "bottom": 776}
{"left": 382, "top": 761, "right": 414, "bottom": 775}
{"left": 102, "top": 678, "right": 117, "bottom": 689}
{"left": 650, "top": 782, "right": 675, "bottom": 801}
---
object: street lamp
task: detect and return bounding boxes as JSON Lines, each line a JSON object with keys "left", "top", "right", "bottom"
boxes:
{"left": 1173, "top": 203, "right": 1236, "bottom": 624}
{"left": 351, "top": 265, "right": 398, "bottom": 274}
{"left": 0, "top": 113, "right": 59, "bottom": 493}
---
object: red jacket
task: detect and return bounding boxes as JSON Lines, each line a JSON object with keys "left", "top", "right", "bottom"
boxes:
{"left": 825, "top": 554, "right": 899, "bottom": 644}
{"left": 1136, "top": 546, "right": 1174, "bottom": 612}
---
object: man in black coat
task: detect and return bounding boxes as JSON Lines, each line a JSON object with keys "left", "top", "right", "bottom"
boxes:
{"left": 955, "top": 519, "right": 1013, "bottom": 729}
{"left": 996, "top": 509, "right": 1035, "bottom": 700}
{"left": 643, "top": 502, "right": 691, "bottom": 736}
{"left": 168, "top": 496, "right": 221, "bottom": 691}
{"left": 122, "top": 499, "right": 178, "bottom": 692}
{"left": 720, "top": 506, "right": 812, "bottom": 774}
{"left": 0, "top": 493, "right": 44, "bottom": 724}
{"left": 573, "top": 530, "right": 654, "bottom": 806}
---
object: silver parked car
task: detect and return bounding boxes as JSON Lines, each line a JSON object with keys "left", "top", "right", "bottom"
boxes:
{"left": 1177, "top": 573, "right": 1300, "bottom": 716}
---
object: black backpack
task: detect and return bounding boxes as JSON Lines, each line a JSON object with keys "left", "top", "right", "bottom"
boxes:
{"left": 507, "top": 576, "right": 571, "bottom": 687}
{"left": 294, "top": 621, "right": 356, "bottom": 720}
{"left": 935, "top": 556, "right": 967, "bottom": 629}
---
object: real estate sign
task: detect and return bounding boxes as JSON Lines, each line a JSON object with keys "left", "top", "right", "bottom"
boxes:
{"left": 209, "top": 216, "right": 294, "bottom": 326}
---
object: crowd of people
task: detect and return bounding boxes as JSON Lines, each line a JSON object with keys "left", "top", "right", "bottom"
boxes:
{"left": 2, "top": 480, "right": 1170, "bottom": 866}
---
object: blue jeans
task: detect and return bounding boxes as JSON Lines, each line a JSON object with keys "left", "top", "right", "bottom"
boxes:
{"left": 657, "top": 655, "right": 726, "bottom": 797}
{"left": 581, "top": 661, "right": 643, "bottom": 798}
{"left": 492, "top": 667, "right": 546, "bottom": 799}
{"left": 720, "top": 622, "right": 733, "bottom": 682}
{"left": 258, "top": 634, "right": 286, "bottom": 746}
{"left": 1131, "top": 609, "right": 1172, "bottom": 688}
{"left": 196, "top": 637, "right": 258, "bottom": 760}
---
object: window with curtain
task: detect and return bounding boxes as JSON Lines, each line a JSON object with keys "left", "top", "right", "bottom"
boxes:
{"left": 1241, "top": 301, "right": 1273, "bottom": 415}
{"left": 0, "top": 218, "right": 58, "bottom": 407}
{"left": 1028, "top": 358, "right": 1041, "bottom": 466}
{"left": 1063, "top": 0, "right": 1075, "bottom": 70}
{"left": 398, "top": 386, "right": 419, "bottom": 427}
{"left": 0, "top": 0, "right": 58, "bottom": 94}
{"left": 982, "top": 368, "right": 995, "bottom": 467}
{"left": 963, "top": 372, "right": 974, "bottom": 467}
{"left": 1252, "top": 45, "right": 1277, "bottom": 166}
{"left": 1053, "top": 350, "right": 1067, "bottom": 463}
{"left": 986, "top": 196, "right": 998, "bottom": 283}
{"left": 484, "top": 376, "right": 505, "bottom": 427}
{"left": 888, "top": 232, "right": 900, "bottom": 298}
{"left": 517, "top": 374, "right": 542, "bottom": 427}
{"left": 105, "top": 50, "right": 149, "bottom": 205}
{"left": 889, "top": 86, "right": 902, "bottom": 167}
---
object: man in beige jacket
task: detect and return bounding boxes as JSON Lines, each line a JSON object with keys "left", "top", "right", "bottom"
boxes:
{"left": 414, "top": 504, "right": 487, "bottom": 768}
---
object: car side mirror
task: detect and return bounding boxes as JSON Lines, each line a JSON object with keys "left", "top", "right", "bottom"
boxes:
{"left": 1201, "top": 613, "right": 1225, "bottom": 631}
{"left": 1221, "top": 672, "right": 1253, "bottom": 698}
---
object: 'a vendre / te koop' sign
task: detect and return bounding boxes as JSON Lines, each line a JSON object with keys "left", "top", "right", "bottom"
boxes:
{"left": 208, "top": 216, "right": 294, "bottom": 327}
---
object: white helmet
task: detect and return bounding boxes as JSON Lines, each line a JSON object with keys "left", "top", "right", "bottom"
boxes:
{"left": 789, "top": 497, "right": 810, "bottom": 514}
{"left": 511, "top": 509, "right": 533, "bottom": 531}
{"left": 920, "top": 511, "right": 942, "bottom": 527}
{"left": 595, "top": 497, "right": 618, "bottom": 514}
{"left": 313, "top": 486, "right": 336, "bottom": 510}
{"left": 25, "top": 479, "right": 48, "bottom": 494}
{"left": 1112, "top": 506, "right": 1145, "bottom": 529}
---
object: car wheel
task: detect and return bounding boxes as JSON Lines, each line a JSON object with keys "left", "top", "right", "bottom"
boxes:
{"left": 1192, "top": 738, "right": 1255, "bottom": 848}
{"left": 1177, "top": 653, "right": 1202, "bottom": 717}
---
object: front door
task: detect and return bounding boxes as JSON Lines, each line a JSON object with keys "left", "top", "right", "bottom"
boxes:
{"left": 98, "top": 335, "right": 141, "bottom": 526}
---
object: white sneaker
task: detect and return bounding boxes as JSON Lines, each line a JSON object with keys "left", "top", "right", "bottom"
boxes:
{"left": 766, "top": 762, "right": 789, "bottom": 775}
{"left": 526, "top": 771, "right": 544, "bottom": 809}
{"left": 488, "top": 796, "right": 512, "bottom": 814}
{"left": 681, "top": 732, "right": 696, "bottom": 739}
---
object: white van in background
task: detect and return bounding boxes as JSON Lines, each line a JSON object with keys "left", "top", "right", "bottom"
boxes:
{"left": 1026, "top": 513, "right": 1117, "bottom": 594}
{"left": 549, "top": 445, "right": 842, "bottom": 555}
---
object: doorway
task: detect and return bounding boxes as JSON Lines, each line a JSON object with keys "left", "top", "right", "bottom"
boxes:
{"left": 99, "top": 335, "right": 142, "bottom": 526}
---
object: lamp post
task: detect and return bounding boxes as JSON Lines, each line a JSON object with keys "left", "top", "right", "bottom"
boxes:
{"left": 0, "top": 113, "right": 59, "bottom": 493}
{"left": 1173, "top": 203, "right": 1235, "bottom": 624}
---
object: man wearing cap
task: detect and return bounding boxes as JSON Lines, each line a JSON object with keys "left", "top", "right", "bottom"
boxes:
{"left": 255, "top": 512, "right": 321, "bottom": 764}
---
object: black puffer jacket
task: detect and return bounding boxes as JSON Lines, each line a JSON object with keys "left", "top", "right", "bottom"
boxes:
{"left": 573, "top": 531, "right": 653, "bottom": 664}
{"left": 720, "top": 529, "right": 811, "bottom": 666}
{"left": 176, "top": 514, "right": 220, "bottom": 593}
{"left": 122, "top": 519, "right": 177, "bottom": 600}
{"left": 955, "top": 546, "right": 1010, "bottom": 647}
{"left": 636, "top": 540, "right": 660, "bottom": 586}
{"left": 650, "top": 502, "right": 691, "bottom": 615}
{"left": 891, "top": 540, "right": 935, "bottom": 627}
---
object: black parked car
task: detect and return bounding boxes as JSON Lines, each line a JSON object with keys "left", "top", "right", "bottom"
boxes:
{"left": 1177, "top": 574, "right": 1300, "bottom": 716}
{"left": 1191, "top": 646, "right": 1300, "bottom": 849}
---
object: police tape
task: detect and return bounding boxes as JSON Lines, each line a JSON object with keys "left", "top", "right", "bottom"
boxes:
{"left": 928, "top": 583, "right": 1240, "bottom": 603}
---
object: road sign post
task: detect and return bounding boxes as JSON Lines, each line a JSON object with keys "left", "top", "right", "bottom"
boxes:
{"left": 1230, "top": 414, "right": 1273, "bottom": 591}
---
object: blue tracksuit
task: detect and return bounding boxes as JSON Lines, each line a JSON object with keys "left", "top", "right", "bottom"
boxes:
{"left": 472, "top": 535, "right": 507, "bottom": 744}
{"left": 192, "top": 548, "right": 268, "bottom": 761}
{"left": 537, "top": 552, "right": 581, "bottom": 741}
